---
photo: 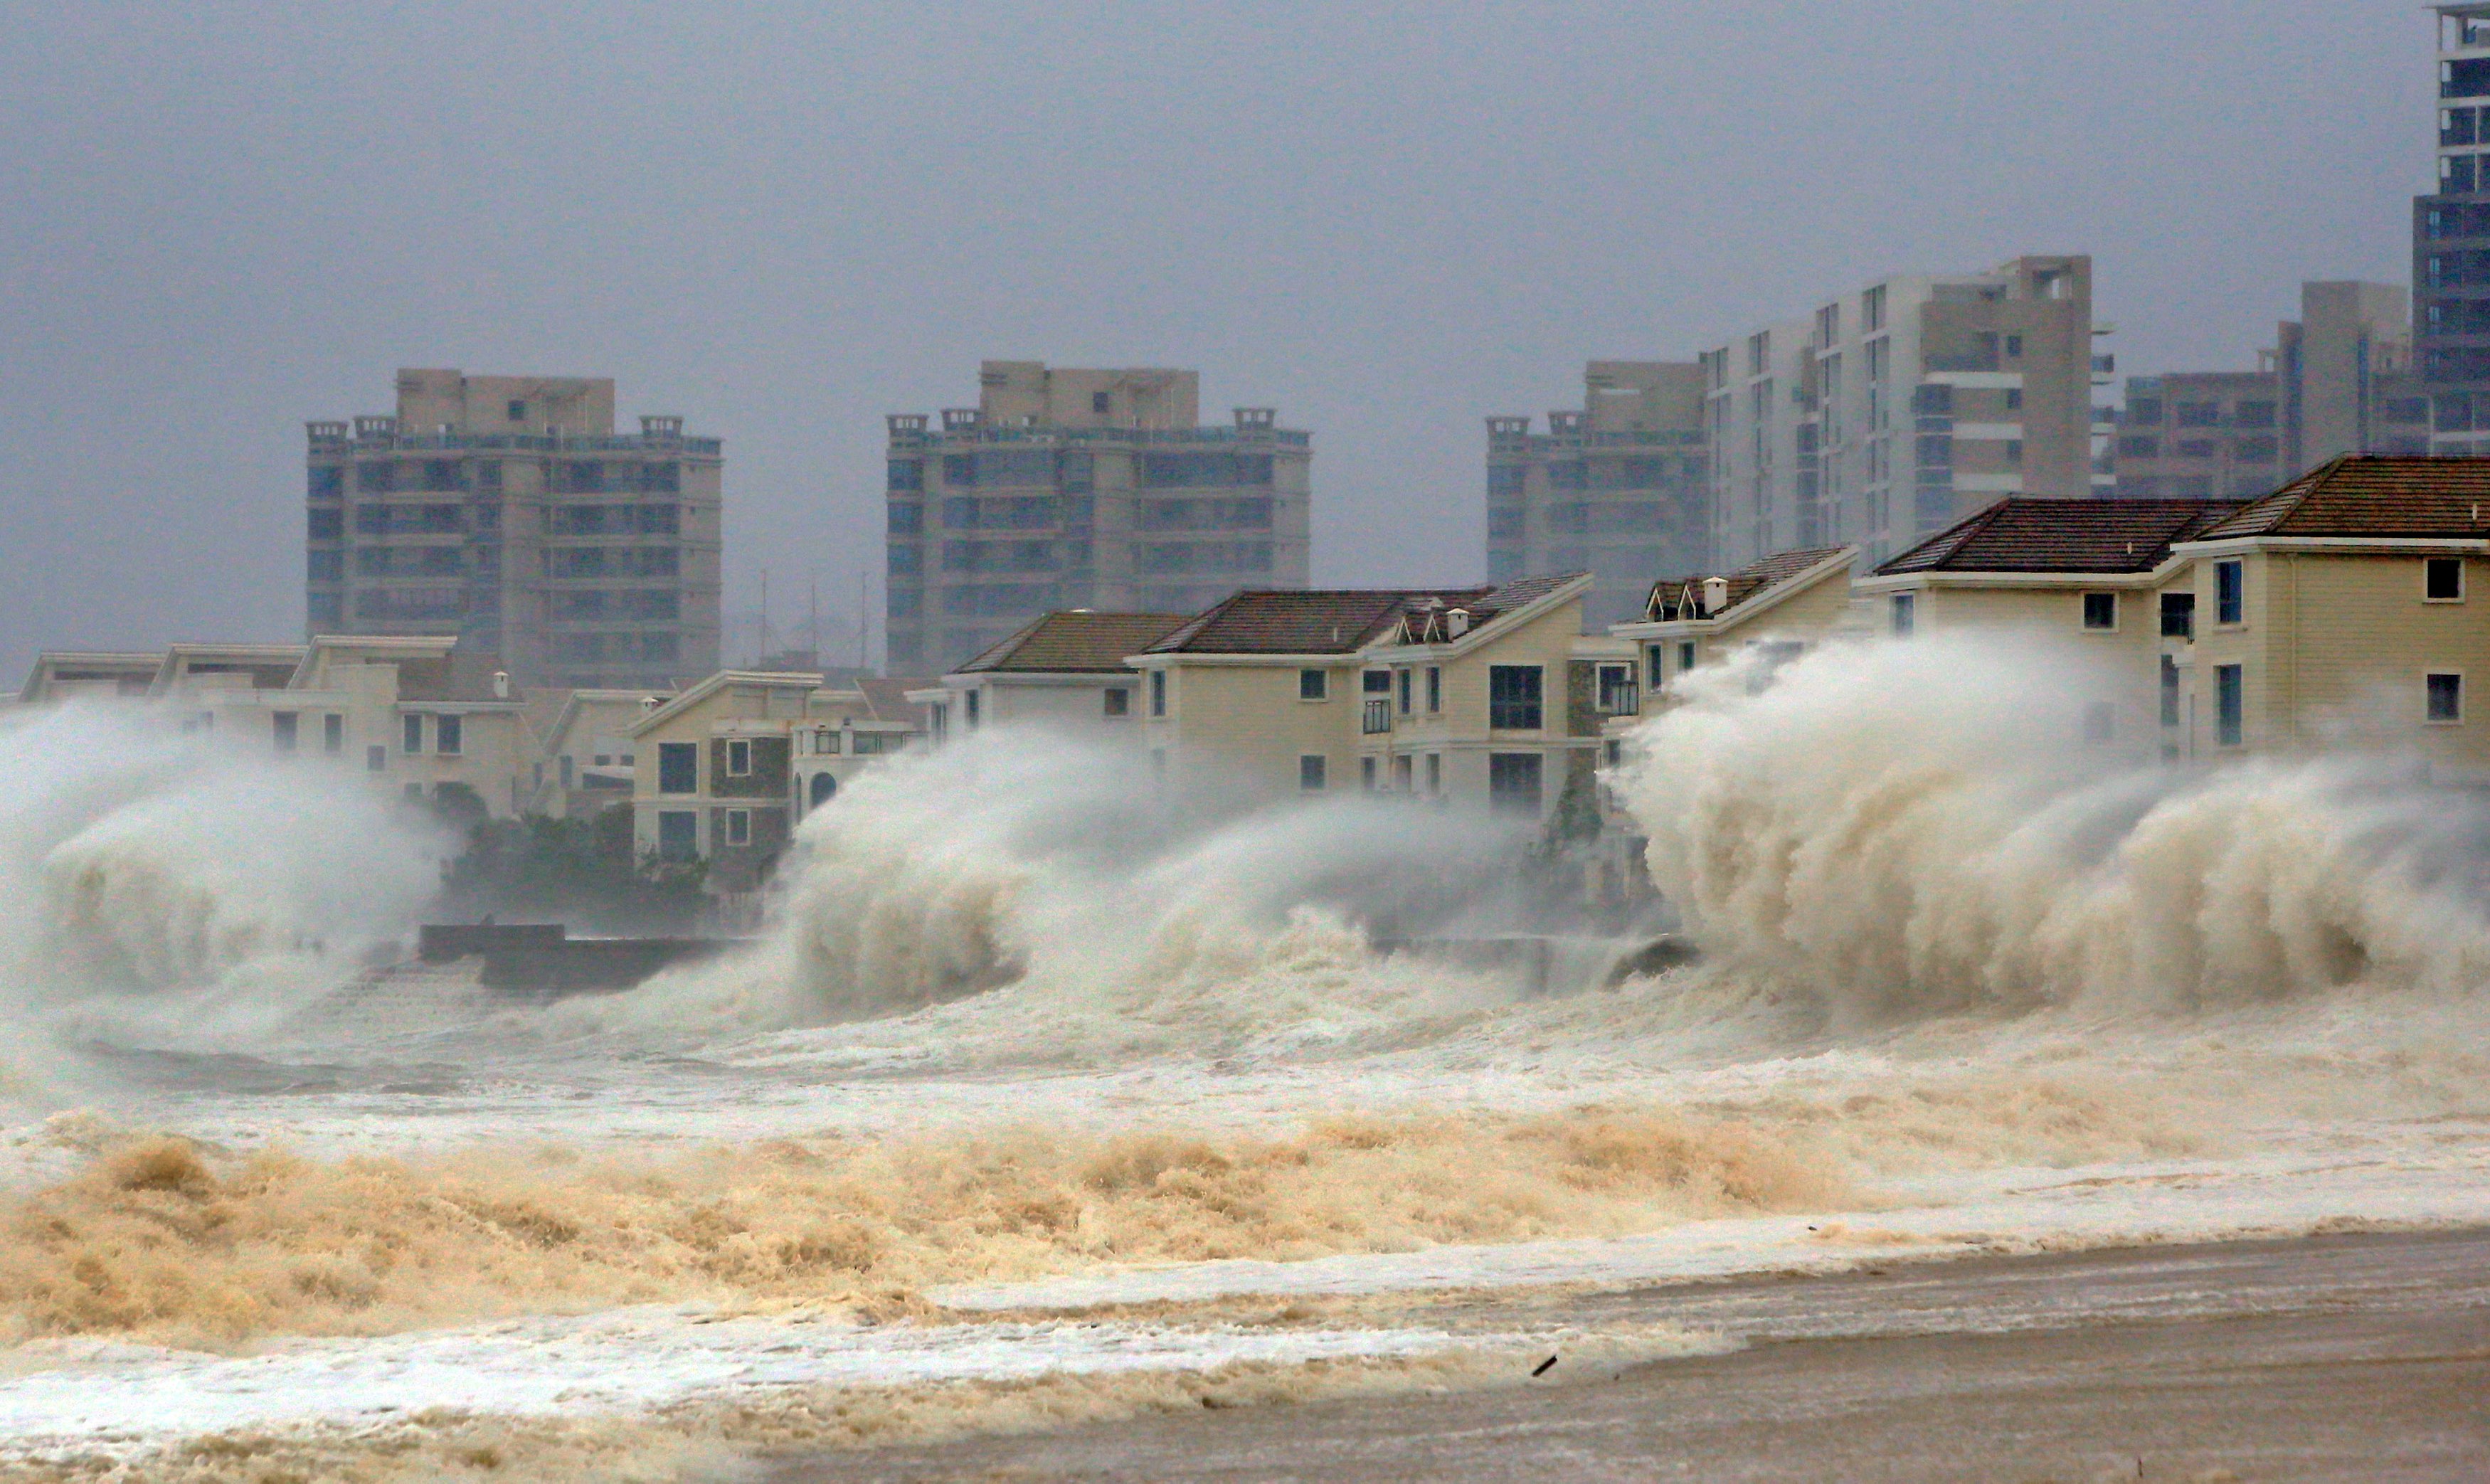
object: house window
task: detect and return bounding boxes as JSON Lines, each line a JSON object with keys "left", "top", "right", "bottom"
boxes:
{"left": 366, "top": 744, "right": 386, "bottom": 773}
{"left": 403, "top": 714, "right": 424, "bottom": 754}
{"left": 724, "top": 808, "right": 752, "bottom": 846}
{"left": 1092, "top": 391, "right": 1111, "bottom": 414}
{"left": 1424, "top": 753, "right": 1441, "bottom": 793}
{"left": 2082, "top": 701, "right": 2116, "bottom": 743}
{"left": 2160, "top": 591, "right": 2195, "bottom": 640}
{"left": 1488, "top": 665, "right": 1543, "bottom": 730}
{"left": 1361, "top": 756, "right": 1377, "bottom": 790}
{"left": 1426, "top": 667, "right": 1442, "bottom": 713}
{"left": 272, "top": 712, "right": 298, "bottom": 754}
{"left": 1604, "top": 738, "right": 1623, "bottom": 767}
{"left": 1397, "top": 668, "right": 1414, "bottom": 716}
{"left": 1393, "top": 755, "right": 1414, "bottom": 791}
{"left": 657, "top": 741, "right": 698, "bottom": 794}
{"left": 2427, "top": 557, "right": 2465, "bottom": 602}
{"left": 2215, "top": 664, "right": 2244, "bottom": 746}
{"left": 815, "top": 727, "right": 841, "bottom": 753}
{"left": 1647, "top": 644, "right": 1665, "bottom": 689}
{"left": 2082, "top": 592, "right": 2117, "bottom": 630}
{"left": 2160, "top": 655, "right": 2180, "bottom": 727}
{"left": 2429, "top": 672, "right": 2464, "bottom": 723}
{"left": 1103, "top": 688, "right": 1130, "bottom": 717}
{"left": 1596, "top": 663, "right": 1638, "bottom": 714}
{"left": 1150, "top": 670, "right": 1167, "bottom": 716}
{"left": 323, "top": 714, "right": 344, "bottom": 754}
{"left": 435, "top": 714, "right": 462, "bottom": 756}
{"left": 507, "top": 399, "right": 527, "bottom": 423}
{"left": 657, "top": 810, "right": 698, "bottom": 862}
{"left": 1298, "top": 669, "right": 1329, "bottom": 701}
{"left": 964, "top": 691, "right": 981, "bottom": 728}
{"left": 2215, "top": 560, "right": 2244, "bottom": 625}
{"left": 2005, "top": 334, "right": 2023, "bottom": 358}
{"left": 1299, "top": 754, "right": 1328, "bottom": 791}
{"left": 726, "top": 738, "right": 752, "bottom": 776}
{"left": 1488, "top": 753, "right": 1544, "bottom": 815}
{"left": 1363, "top": 669, "right": 1391, "bottom": 695}
{"left": 1677, "top": 640, "right": 1696, "bottom": 674}
{"left": 1890, "top": 592, "right": 1917, "bottom": 636}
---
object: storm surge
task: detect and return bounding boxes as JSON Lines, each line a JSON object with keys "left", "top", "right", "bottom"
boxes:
{"left": 0, "top": 703, "right": 441, "bottom": 1014}
{"left": 1618, "top": 633, "right": 2490, "bottom": 1024}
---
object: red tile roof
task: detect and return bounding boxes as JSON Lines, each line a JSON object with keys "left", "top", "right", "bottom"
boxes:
{"left": 2195, "top": 455, "right": 2490, "bottom": 539}
{"left": 955, "top": 611, "right": 1191, "bottom": 674}
{"left": 1876, "top": 499, "right": 2241, "bottom": 576}
{"left": 1646, "top": 547, "right": 1850, "bottom": 621}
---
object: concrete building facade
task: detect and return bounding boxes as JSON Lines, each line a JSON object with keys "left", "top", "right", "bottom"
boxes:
{"left": 1700, "top": 255, "right": 2097, "bottom": 569}
{"left": 307, "top": 369, "right": 724, "bottom": 691}
{"left": 2113, "top": 283, "right": 2425, "bottom": 500}
{"left": 886, "top": 361, "right": 1312, "bottom": 674}
{"left": 1485, "top": 362, "right": 1710, "bottom": 630}
{"left": 2422, "top": 5, "right": 2490, "bottom": 454}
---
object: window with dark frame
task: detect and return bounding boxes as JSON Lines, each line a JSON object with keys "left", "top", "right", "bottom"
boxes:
{"left": 2082, "top": 592, "right": 2117, "bottom": 630}
{"left": 726, "top": 738, "right": 751, "bottom": 776}
{"left": 2430, "top": 672, "right": 2464, "bottom": 723}
{"left": 2215, "top": 664, "right": 2244, "bottom": 746}
{"left": 1487, "top": 665, "right": 1543, "bottom": 730}
{"left": 402, "top": 714, "right": 423, "bottom": 754}
{"left": 435, "top": 714, "right": 462, "bottom": 756}
{"left": 1103, "top": 688, "right": 1130, "bottom": 717}
{"left": 2216, "top": 561, "right": 2244, "bottom": 625}
{"left": 1149, "top": 670, "right": 1167, "bottom": 716}
{"left": 1298, "top": 754, "right": 1327, "bottom": 791}
{"left": 2428, "top": 557, "right": 2465, "bottom": 602}
{"left": 1298, "top": 669, "right": 1328, "bottom": 701}
{"left": 2161, "top": 590, "right": 2195, "bottom": 639}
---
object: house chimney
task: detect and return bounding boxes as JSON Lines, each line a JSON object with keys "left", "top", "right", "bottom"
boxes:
{"left": 1700, "top": 576, "right": 1730, "bottom": 615}
{"left": 1446, "top": 608, "right": 1471, "bottom": 637}
{"left": 492, "top": 670, "right": 511, "bottom": 699}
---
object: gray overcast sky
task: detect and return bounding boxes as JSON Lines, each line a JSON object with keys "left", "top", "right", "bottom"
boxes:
{"left": 0, "top": 1, "right": 2429, "bottom": 677}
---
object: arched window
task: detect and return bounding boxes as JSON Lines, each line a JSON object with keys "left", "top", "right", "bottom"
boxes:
{"left": 810, "top": 772, "right": 837, "bottom": 808}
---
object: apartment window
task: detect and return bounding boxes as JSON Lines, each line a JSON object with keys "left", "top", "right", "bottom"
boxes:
{"left": 657, "top": 741, "right": 698, "bottom": 794}
{"left": 1397, "top": 668, "right": 1414, "bottom": 716}
{"left": 2005, "top": 388, "right": 2023, "bottom": 411}
{"left": 1890, "top": 592, "right": 1917, "bottom": 636}
{"left": 2160, "top": 654, "right": 2181, "bottom": 727}
{"left": 1426, "top": 666, "right": 1442, "bottom": 714}
{"left": 2004, "top": 334, "right": 2023, "bottom": 358}
{"left": 2161, "top": 590, "right": 2195, "bottom": 640}
{"left": 2215, "top": 560, "right": 2244, "bottom": 625}
{"left": 402, "top": 714, "right": 424, "bottom": 754}
{"left": 272, "top": 712, "right": 298, "bottom": 754}
{"left": 365, "top": 744, "right": 386, "bottom": 773}
{"left": 2427, "top": 557, "right": 2465, "bottom": 602}
{"left": 724, "top": 809, "right": 752, "bottom": 847}
{"left": 322, "top": 714, "right": 344, "bottom": 754}
{"left": 2215, "top": 664, "right": 2244, "bottom": 746}
{"left": 1298, "top": 668, "right": 1329, "bottom": 701}
{"left": 2430, "top": 672, "right": 2465, "bottom": 724}
{"left": 435, "top": 714, "right": 462, "bottom": 756}
{"left": 2082, "top": 701, "right": 2116, "bottom": 743}
{"left": 2082, "top": 592, "right": 2117, "bottom": 630}
{"left": 726, "top": 738, "right": 752, "bottom": 776}
{"left": 1488, "top": 753, "right": 1544, "bottom": 815}
{"left": 1487, "top": 664, "right": 1543, "bottom": 730}
{"left": 1091, "top": 391, "right": 1111, "bottom": 413}
{"left": 1149, "top": 670, "right": 1167, "bottom": 716}
{"left": 1298, "top": 754, "right": 1328, "bottom": 792}
{"left": 657, "top": 810, "right": 698, "bottom": 863}
{"left": 507, "top": 399, "right": 527, "bottom": 423}
{"left": 1103, "top": 687, "right": 1130, "bottom": 717}
{"left": 1424, "top": 753, "right": 1441, "bottom": 794}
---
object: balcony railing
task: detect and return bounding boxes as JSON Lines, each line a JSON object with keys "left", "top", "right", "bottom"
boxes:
{"left": 1362, "top": 699, "right": 1392, "bottom": 735}
{"left": 314, "top": 429, "right": 724, "bottom": 457}
{"left": 1595, "top": 679, "right": 1641, "bottom": 716}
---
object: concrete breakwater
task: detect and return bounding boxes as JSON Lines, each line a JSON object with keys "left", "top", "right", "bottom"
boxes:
{"left": 415, "top": 923, "right": 748, "bottom": 1000}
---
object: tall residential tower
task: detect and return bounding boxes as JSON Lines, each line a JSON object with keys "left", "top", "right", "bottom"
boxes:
{"left": 2421, "top": 5, "right": 2490, "bottom": 452}
{"left": 306, "top": 369, "right": 723, "bottom": 689}
{"left": 885, "top": 361, "right": 1312, "bottom": 672}
{"left": 1485, "top": 362, "right": 1710, "bottom": 630}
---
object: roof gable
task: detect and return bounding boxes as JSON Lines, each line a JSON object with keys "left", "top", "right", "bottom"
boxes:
{"left": 1644, "top": 546, "right": 1853, "bottom": 621}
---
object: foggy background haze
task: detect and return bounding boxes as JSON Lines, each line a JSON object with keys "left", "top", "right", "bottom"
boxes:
{"left": 0, "top": 1, "right": 2425, "bottom": 677}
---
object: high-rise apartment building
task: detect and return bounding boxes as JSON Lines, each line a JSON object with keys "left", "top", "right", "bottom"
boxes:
{"left": 307, "top": 369, "right": 722, "bottom": 689}
{"left": 1701, "top": 255, "right": 2097, "bottom": 568}
{"left": 1484, "top": 362, "right": 1709, "bottom": 630}
{"left": 2112, "top": 282, "right": 2425, "bottom": 499}
{"left": 885, "top": 361, "right": 1311, "bottom": 672}
{"left": 2420, "top": 5, "right": 2490, "bottom": 452}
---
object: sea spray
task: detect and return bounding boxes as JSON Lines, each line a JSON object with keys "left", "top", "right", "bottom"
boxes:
{"left": 1614, "top": 632, "right": 2490, "bottom": 1022}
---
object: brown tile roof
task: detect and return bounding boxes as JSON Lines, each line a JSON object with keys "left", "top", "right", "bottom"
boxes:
{"left": 2195, "top": 455, "right": 2490, "bottom": 539}
{"left": 1147, "top": 587, "right": 1497, "bottom": 655}
{"left": 1646, "top": 547, "right": 1850, "bottom": 621}
{"left": 956, "top": 611, "right": 1190, "bottom": 674}
{"left": 1876, "top": 499, "right": 2242, "bottom": 576}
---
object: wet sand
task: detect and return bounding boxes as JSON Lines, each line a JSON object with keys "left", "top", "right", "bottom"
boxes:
{"left": 768, "top": 1229, "right": 2490, "bottom": 1483}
